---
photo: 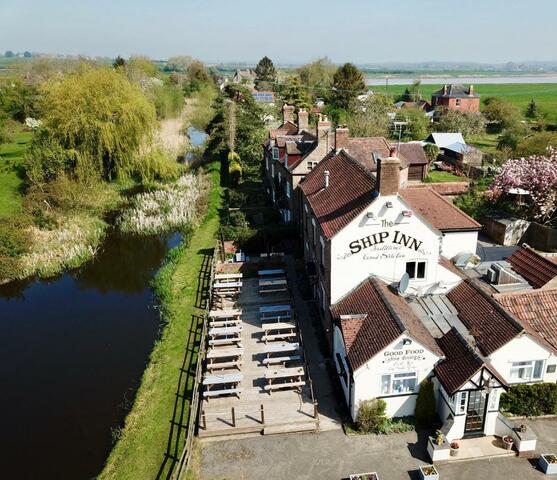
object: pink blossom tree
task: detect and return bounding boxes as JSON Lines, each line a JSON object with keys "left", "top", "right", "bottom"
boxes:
{"left": 489, "top": 148, "right": 557, "bottom": 225}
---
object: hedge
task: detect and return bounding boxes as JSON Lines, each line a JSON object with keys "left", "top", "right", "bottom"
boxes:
{"left": 500, "top": 383, "right": 557, "bottom": 416}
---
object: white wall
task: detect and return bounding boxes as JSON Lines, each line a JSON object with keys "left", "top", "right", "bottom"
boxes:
{"left": 350, "top": 334, "right": 443, "bottom": 420}
{"left": 441, "top": 231, "right": 478, "bottom": 259}
{"left": 489, "top": 334, "right": 556, "bottom": 384}
{"left": 330, "top": 195, "right": 443, "bottom": 303}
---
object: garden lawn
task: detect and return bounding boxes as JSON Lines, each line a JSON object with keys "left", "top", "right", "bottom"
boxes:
{"left": 99, "top": 161, "right": 222, "bottom": 480}
{"left": 371, "top": 83, "right": 557, "bottom": 123}
{"left": 424, "top": 170, "right": 467, "bottom": 183}
{"left": 0, "top": 130, "right": 32, "bottom": 218}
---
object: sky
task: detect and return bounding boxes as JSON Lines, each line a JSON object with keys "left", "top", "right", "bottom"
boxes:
{"left": 1, "top": 0, "right": 556, "bottom": 64}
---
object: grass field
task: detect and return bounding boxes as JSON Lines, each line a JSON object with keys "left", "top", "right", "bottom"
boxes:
{"left": 0, "top": 128, "right": 32, "bottom": 218}
{"left": 371, "top": 83, "right": 557, "bottom": 123}
{"left": 99, "top": 161, "right": 222, "bottom": 480}
{"left": 424, "top": 170, "right": 467, "bottom": 183}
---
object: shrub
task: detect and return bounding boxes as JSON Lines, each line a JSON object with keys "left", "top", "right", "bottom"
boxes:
{"left": 136, "top": 148, "right": 182, "bottom": 183}
{"left": 415, "top": 378, "right": 437, "bottom": 425}
{"left": 152, "top": 84, "right": 184, "bottom": 119}
{"left": 356, "top": 399, "right": 388, "bottom": 433}
{"left": 500, "top": 383, "right": 557, "bottom": 416}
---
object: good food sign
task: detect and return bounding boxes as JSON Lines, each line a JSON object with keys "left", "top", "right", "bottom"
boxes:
{"left": 382, "top": 346, "right": 427, "bottom": 372}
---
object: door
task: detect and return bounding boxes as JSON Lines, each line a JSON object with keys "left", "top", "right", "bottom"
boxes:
{"left": 464, "top": 390, "right": 487, "bottom": 434}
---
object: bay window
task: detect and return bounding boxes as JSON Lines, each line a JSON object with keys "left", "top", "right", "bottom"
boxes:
{"left": 510, "top": 360, "right": 544, "bottom": 382}
{"left": 381, "top": 371, "right": 417, "bottom": 395}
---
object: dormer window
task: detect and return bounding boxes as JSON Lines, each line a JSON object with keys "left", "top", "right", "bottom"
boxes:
{"left": 272, "top": 147, "right": 279, "bottom": 160}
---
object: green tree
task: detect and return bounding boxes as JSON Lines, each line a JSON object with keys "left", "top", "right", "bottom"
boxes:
{"left": 347, "top": 93, "right": 392, "bottom": 137}
{"left": 435, "top": 108, "right": 486, "bottom": 138}
{"left": 298, "top": 57, "right": 336, "bottom": 96}
{"left": 423, "top": 143, "right": 441, "bottom": 163}
{"left": 4, "top": 50, "right": 15, "bottom": 58}
{"left": 27, "top": 66, "right": 156, "bottom": 183}
{"left": 396, "top": 107, "right": 430, "bottom": 141}
{"left": 185, "top": 60, "right": 212, "bottom": 94}
{"left": 165, "top": 55, "right": 194, "bottom": 72}
{"left": 356, "top": 399, "right": 388, "bottom": 433}
{"left": 330, "top": 63, "right": 366, "bottom": 111}
{"left": 515, "top": 131, "right": 557, "bottom": 157}
{"left": 525, "top": 98, "right": 539, "bottom": 119}
{"left": 228, "top": 151, "right": 242, "bottom": 186}
{"left": 113, "top": 55, "right": 126, "bottom": 69}
{"left": 497, "top": 123, "right": 530, "bottom": 152}
{"left": 483, "top": 97, "right": 521, "bottom": 133}
{"left": 254, "top": 56, "right": 277, "bottom": 91}
{"left": 23, "top": 51, "right": 32, "bottom": 58}
{"left": 415, "top": 378, "right": 436, "bottom": 425}
{"left": 0, "top": 78, "right": 40, "bottom": 122}
{"left": 280, "top": 76, "right": 310, "bottom": 110}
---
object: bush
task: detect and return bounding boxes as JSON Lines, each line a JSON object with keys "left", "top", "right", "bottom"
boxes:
{"left": 500, "top": 383, "right": 557, "bottom": 416}
{"left": 356, "top": 399, "right": 388, "bottom": 433}
{"left": 0, "top": 218, "right": 32, "bottom": 280}
{"left": 415, "top": 378, "right": 437, "bottom": 425}
{"left": 152, "top": 84, "right": 184, "bottom": 119}
{"left": 136, "top": 148, "right": 182, "bottom": 183}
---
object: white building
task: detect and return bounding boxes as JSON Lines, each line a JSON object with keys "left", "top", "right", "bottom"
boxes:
{"left": 299, "top": 147, "right": 557, "bottom": 441}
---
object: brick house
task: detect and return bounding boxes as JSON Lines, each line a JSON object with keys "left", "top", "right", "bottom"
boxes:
{"left": 431, "top": 84, "right": 480, "bottom": 112}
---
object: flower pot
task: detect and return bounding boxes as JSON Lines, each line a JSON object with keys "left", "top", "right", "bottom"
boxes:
{"left": 539, "top": 454, "right": 557, "bottom": 475}
{"left": 502, "top": 436, "right": 514, "bottom": 451}
{"left": 349, "top": 473, "right": 379, "bottom": 480}
{"left": 450, "top": 446, "right": 460, "bottom": 457}
{"left": 419, "top": 465, "right": 439, "bottom": 480}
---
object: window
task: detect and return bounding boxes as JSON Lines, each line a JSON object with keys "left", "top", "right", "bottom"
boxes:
{"left": 455, "top": 98, "right": 462, "bottom": 108}
{"left": 271, "top": 163, "right": 275, "bottom": 178}
{"left": 308, "top": 161, "right": 317, "bottom": 171}
{"left": 284, "top": 153, "right": 289, "bottom": 169}
{"left": 510, "top": 360, "right": 544, "bottom": 381}
{"left": 285, "top": 181, "right": 291, "bottom": 198}
{"left": 319, "top": 237, "right": 325, "bottom": 269}
{"left": 406, "top": 261, "right": 426, "bottom": 279}
{"left": 381, "top": 372, "right": 417, "bottom": 395}
{"left": 488, "top": 389, "right": 499, "bottom": 411}
{"left": 457, "top": 391, "right": 467, "bottom": 414}
{"left": 311, "top": 218, "right": 317, "bottom": 246}
{"left": 547, "top": 364, "right": 557, "bottom": 374}
{"left": 272, "top": 147, "right": 279, "bottom": 160}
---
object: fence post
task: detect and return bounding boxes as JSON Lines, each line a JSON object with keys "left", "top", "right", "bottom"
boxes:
{"left": 313, "top": 402, "right": 318, "bottom": 419}
{"left": 202, "top": 410, "right": 207, "bottom": 430}
{"left": 231, "top": 407, "right": 236, "bottom": 427}
{"left": 260, "top": 404, "right": 265, "bottom": 425}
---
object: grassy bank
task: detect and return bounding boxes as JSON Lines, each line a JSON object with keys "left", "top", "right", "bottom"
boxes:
{"left": 99, "top": 161, "right": 222, "bottom": 480}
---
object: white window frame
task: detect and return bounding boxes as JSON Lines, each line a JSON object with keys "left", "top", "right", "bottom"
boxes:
{"left": 307, "top": 161, "right": 317, "bottom": 171}
{"left": 271, "top": 163, "right": 275, "bottom": 178}
{"left": 272, "top": 147, "right": 279, "bottom": 160}
{"left": 488, "top": 389, "right": 499, "bottom": 411}
{"left": 380, "top": 371, "right": 418, "bottom": 396}
{"left": 455, "top": 98, "right": 462, "bottom": 108}
{"left": 285, "top": 181, "right": 291, "bottom": 198}
{"left": 509, "top": 360, "right": 544, "bottom": 382}
{"left": 406, "top": 260, "right": 426, "bottom": 280}
{"left": 457, "top": 391, "right": 467, "bottom": 414}
{"left": 319, "top": 236, "right": 325, "bottom": 268}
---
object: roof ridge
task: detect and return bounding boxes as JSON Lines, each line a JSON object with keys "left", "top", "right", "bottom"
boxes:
{"left": 336, "top": 149, "right": 378, "bottom": 184}
{"left": 428, "top": 188, "right": 482, "bottom": 227}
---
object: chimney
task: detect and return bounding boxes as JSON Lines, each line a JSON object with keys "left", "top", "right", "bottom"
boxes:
{"left": 297, "top": 108, "right": 309, "bottom": 132}
{"left": 469, "top": 84, "right": 474, "bottom": 96}
{"left": 317, "top": 114, "right": 332, "bottom": 145}
{"left": 324, "top": 170, "right": 330, "bottom": 188}
{"left": 376, "top": 152, "right": 401, "bottom": 197}
{"left": 335, "top": 126, "right": 350, "bottom": 151}
{"left": 443, "top": 84, "right": 448, "bottom": 95}
{"left": 282, "top": 104, "right": 295, "bottom": 123}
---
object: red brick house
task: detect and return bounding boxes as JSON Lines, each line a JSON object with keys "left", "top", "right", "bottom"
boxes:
{"left": 431, "top": 84, "right": 480, "bottom": 112}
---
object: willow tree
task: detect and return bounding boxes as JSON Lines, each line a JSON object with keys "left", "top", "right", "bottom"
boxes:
{"left": 29, "top": 66, "right": 156, "bottom": 183}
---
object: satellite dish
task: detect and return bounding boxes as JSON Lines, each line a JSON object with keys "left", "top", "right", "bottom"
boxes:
{"left": 398, "top": 273, "right": 410, "bottom": 296}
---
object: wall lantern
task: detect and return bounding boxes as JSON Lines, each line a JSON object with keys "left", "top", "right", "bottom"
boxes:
{"left": 403, "top": 338, "right": 412, "bottom": 345}
{"left": 402, "top": 210, "right": 413, "bottom": 217}
{"left": 366, "top": 211, "right": 374, "bottom": 219}
{"left": 385, "top": 202, "right": 393, "bottom": 208}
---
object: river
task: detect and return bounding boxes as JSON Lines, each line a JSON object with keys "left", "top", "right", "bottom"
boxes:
{"left": 0, "top": 128, "right": 206, "bottom": 480}
{"left": 365, "top": 75, "right": 557, "bottom": 86}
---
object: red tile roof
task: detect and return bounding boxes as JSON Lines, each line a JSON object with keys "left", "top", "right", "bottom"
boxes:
{"left": 300, "top": 150, "right": 376, "bottom": 238}
{"left": 400, "top": 187, "right": 481, "bottom": 232}
{"left": 332, "top": 277, "right": 443, "bottom": 371}
{"left": 507, "top": 246, "right": 557, "bottom": 289}
{"left": 269, "top": 121, "right": 298, "bottom": 139}
{"left": 495, "top": 289, "right": 557, "bottom": 352}
{"left": 446, "top": 280, "right": 523, "bottom": 356}
{"left": 397, "top": 143, "right": 429, "bottom": 165}
{"left": 345, "top": 137, "right": 410, "bottom": 171}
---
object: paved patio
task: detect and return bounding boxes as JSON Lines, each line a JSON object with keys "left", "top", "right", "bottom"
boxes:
{"left": 199, "top": 416, "right": 557, "bottom": 479}
{"left": 449, "top": 435, "right": 515, "bottom": 462}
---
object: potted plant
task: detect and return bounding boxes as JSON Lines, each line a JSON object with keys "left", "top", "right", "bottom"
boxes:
{"left": 450, "top": 441, "right": 460, "bottom": 457}
{"left": 349, "top": 473, "right": 379, "bottom": 480}
{"left": 539, "top": 454, "right": 557, "bottom": 474}
{"left": 502, "top": 435, "right": 514, "bottom": 451}
{"left": 517, "top": 424, "right": 527, "bottom": 433}
{"left": 419, "top": 464, "right": 439, "bottom": 480}
{"left": 435, "top": 430, "right": 444, "bottom": 446}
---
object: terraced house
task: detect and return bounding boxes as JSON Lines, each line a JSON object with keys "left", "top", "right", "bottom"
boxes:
{"left": 298, "top": 146, "right": 557, "bottom": 444}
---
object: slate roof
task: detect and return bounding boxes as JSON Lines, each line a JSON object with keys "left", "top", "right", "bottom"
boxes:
{"left": 432, "top": 84, "right": 480, "bottom": 98}
{"left": 397, "top": 142, "right": 429, "bottom": 165}
{"left": 300, "top": 150, "right": 376, "bottom": 238}
{"left": 399, "top": 188, "right": 482, "bottom": 232}
{"left": 495, "top": 289, "right": 557, "bottom": 351}
{"left": 345, "top": 137, "right": 409, "bottom": 170}
{"left": 507, "top": 246, "right": 557, "bottom": 289}
{"left": 446, "top": 280, "right": 523, "bottom": 356}
{"left": 332, "top": 277, "right": 443, "bottom": 371}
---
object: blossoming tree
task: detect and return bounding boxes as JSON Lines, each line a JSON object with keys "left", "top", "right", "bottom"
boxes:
{"left": 489, "top": 148, "right": 557, "bottom": 225}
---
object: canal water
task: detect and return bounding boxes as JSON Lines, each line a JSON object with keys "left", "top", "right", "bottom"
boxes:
{"left": 0, "top": 127, "right": 206, "bottom": 480}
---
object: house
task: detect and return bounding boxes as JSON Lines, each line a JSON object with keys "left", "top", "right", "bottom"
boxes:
{"left": 426, "top": 132, "right": 483, "bottom": 169}
{"left": 431, "top": 84, "right": 480, "bottom": 112}
{"left": 232, "top": 68, "right": 257, "bottom": 86}
{"left": 394, "top": 100, "right": 432, "bottom": 111}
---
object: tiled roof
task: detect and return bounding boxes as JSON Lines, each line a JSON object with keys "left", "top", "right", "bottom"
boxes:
{"left": 435, "top": 329, "right": 483, "bottom": 395}
{"left": 399, "top": 187, "right": 481, "bottom": 232}
{"left": 397, "top": 143, "right": 429, "bottom": 165}
{"left": 495, "top": 289, "right": 557, "bottom": 352}
{"left": 432, "top": 84, "right": 480, "bottom": 98}
{"left": 300, "top": 150, "right": 376, "bottom": 238}
{"left": 332, "top": 277, "right": 443, "bottom": 371}
{"left": 346, "top": 137, "right": 409, "bottom": 170}
{"left": 507, "top": 246, "right": 557, "bottom": 289}
{"left": 446, "top": 280, "right": 522, "bottom": 356}
{"left": 269, "top": 121, "right": 298, "bottom": 139}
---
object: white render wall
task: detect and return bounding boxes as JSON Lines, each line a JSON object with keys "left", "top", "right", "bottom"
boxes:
{"left": 330, "top": 195, "right": 444, "bottom": 303}
{"left": 441, "top": 231, "right": 479, "bottom": 259}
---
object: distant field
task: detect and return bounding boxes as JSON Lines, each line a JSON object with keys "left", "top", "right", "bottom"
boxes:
{"left": 371, "top": 83, "right": 557, "bottom": 123}
{"left": 0, "top": 129, "right": 32, "bottom": 218}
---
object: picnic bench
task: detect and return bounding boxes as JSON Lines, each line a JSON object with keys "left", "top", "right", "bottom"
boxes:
{"left": 208, "top": 336, "right": 242, "bottom": 347}
{"left": 262, "top": 342, "right": 300, "bottom": 364}
{"left": 203, "top": 372, "right": 243, "bottom": 399}
{"left": 206, "top": 347, "right": 243, "bottom": 370}
{"left": 263, "top": 367, "right": 305, "bottom": 393}
{"left": 261, "top": 354, "right": 301, "bottom": 367}
{"left": 208, "top": 309, "right": 242, "bottom": 319}
{"left": 212, "top": 281, "right": 242, "bottom": 297}
{"left": 214, "top": 273, "right": 243, "bottom": 283}
{"left": 261, "top": 322, "right": 297, "bottom": 344}
{"left": 208, "top": 325, "right": 242, "bottom": 337}
{"left": 258, "top": 268, "right": 286, "bottom": 278}
{"left": 258, "top": 278, "right": 288, "bottom": 294}
{"left": 209, "top": 318, "right": 241, "bottom": 328}
{"left": 262, "top": 332, "right": 297, "bottom": 343}
{"left": 260, "top": 304, "right": 291, "bottom": 319}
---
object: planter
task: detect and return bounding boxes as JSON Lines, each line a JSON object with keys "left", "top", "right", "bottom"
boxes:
{"left": 419, "top": 465, "right": 439, "bottom": 480}
{"left": 349, "top": 473, "right": 379, "bottom": 480}
{"left": 450, "top": 442, "right": 460, "bottom": 457}
{"left": 502, "top": 435, "right": 514, "bottom": 451}
{"left": 539, "top": 454, "right": 557, "bottom": 474}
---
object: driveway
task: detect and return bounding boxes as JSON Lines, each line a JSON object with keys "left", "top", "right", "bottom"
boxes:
{"left": 199, "top": 417, "right": 557, "bottom": 480}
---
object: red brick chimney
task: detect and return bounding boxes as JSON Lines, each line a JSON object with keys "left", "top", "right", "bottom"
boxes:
{"left": 297, "top": 108, "right": 309, "bottom": 132}
{"left": 283, "top": 104, "right": 295, "bottom": 123}
{"left": 335, "top": 126, "right": 350, "bottom": 151}
{"left": 469, "top": 84, "right": 474, "bottom": 96}
{"left": 317, "top": 115, "right": 332, "bottom": 145}
{"left": 376, "top": 151, "right": 401, "bottom": 197}
{"left": 443, "top": 84, "right": 448, "bottom": 95}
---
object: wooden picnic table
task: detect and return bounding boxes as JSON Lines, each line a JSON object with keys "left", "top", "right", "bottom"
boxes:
{"left": 208, "top": 325, "right": 242, "bottom": 337}
{"left": 213, "top": 281, "right": 242, "bottom": 290}
{"left": 263, "top": 342, "right": 299, "bottom": 355}
{"left": 203, "top": 372, "right": 243, "bottom": 399}
{"left": 208, "top": 335, "right": 242, "bottom": 347}
{"left": 207, "top": 347, "right": 243, "bottom": 359}
{"left": 208, "top": 309, "right": 242, "bottom": 319}
{"left": 264, "top": 367, "right": 304, "bottom": 380}
{"left": 262, "top": 322, "right": 296, "bottom": 332}
{"left": 206, "top": 347, "right": 243, "bottom": 371}
{"left": 260, "top": 304, "right": 291, "bottom": 315}
{"left": 259, "top": 278, "right": 287, "bottom": 287}
{"left": 214, "top": 273, "right": 243, "bottom": 282}
{"left": 264, "top": 367, "right": 305, "bottom": 393}
{"left": 258, "top": 268, "right": 286, "bottom": 277}
{"left": 209, "top": 318, "right": 241, "bottom": 328}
